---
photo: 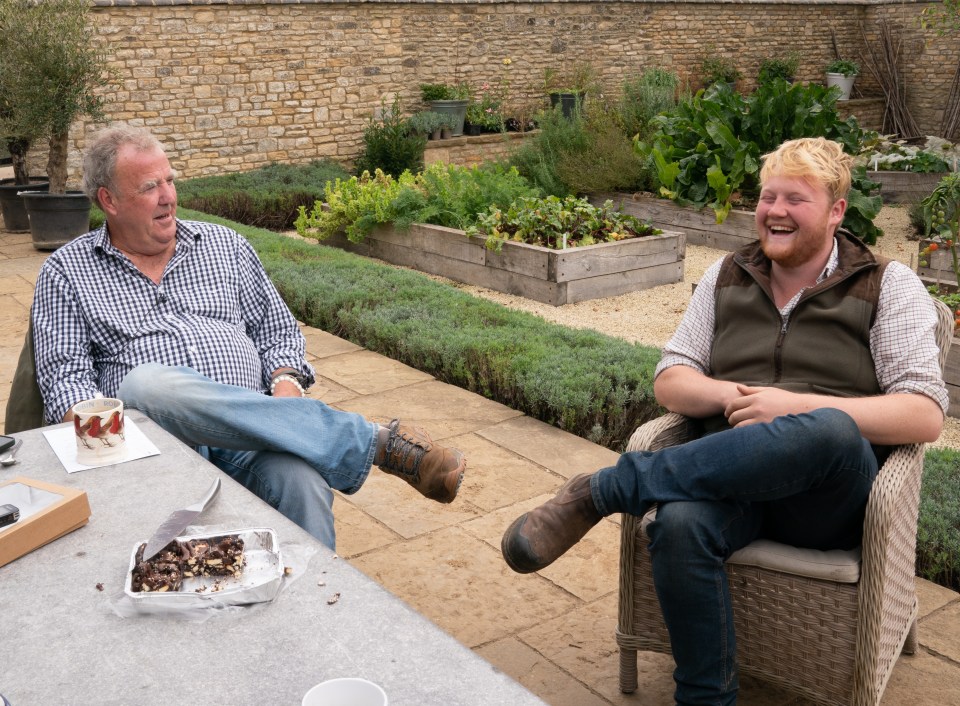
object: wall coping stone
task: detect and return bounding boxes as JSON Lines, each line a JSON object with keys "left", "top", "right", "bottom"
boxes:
{"left": 89, "top": 0, "right": 928, "bottom": 7}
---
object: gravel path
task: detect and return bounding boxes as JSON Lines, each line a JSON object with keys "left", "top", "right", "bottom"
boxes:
{"left": 406, "top": 205, "right": 960, "bottom": 450}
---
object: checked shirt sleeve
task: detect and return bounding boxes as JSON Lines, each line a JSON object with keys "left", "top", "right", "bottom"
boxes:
{"left": 234, "top": 236, "right": 315, "bottom": 389}
{"left": 33, "top": 261, "right": 102, "bottom": 424}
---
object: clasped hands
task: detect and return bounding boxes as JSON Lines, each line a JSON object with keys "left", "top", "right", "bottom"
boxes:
{"left": 724, "top": 384, "right": 815, "bottom": 428}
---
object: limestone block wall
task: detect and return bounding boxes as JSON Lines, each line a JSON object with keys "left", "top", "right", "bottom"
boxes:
{"left": 31, "top": 0, "right": 956, "bottom": 186}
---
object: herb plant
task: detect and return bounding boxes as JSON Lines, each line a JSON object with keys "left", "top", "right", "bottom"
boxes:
{"left": 352, "top": 98, "right": 426, "bottom": 178}
{"left": 826, "top": 59, "right": 860, "bottom": 76}
{"left": 468, "top": 196, "right": 661, "bottom": 251}
{"left": 919, "top": 172, "right": 960, "bottom": 298}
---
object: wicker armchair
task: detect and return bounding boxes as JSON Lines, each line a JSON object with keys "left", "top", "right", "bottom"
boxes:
{"left": 616, "top": 298, "right": 955, "bottom": 705}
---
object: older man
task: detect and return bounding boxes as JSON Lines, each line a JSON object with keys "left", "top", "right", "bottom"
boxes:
{"left": 32, "top": 124, "right": 466, "bottom": 550}
{"left": 501, "top": 137, "right": 947, "bottom": 705}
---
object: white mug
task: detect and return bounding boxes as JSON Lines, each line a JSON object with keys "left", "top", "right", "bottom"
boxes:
{"left": 302, "top": 678, "right": 388, "bottom": 706}
{"left": 72, "top": 397, "right": 126, "bottom": 464}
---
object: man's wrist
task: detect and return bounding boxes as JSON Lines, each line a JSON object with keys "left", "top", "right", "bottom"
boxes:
{"left": 270, "top": 374, "right": 305, "bottom": 396}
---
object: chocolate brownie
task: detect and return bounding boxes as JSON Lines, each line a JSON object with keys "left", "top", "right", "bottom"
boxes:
{"left": 131, "top": 535, "right": 245, "bottom": 593}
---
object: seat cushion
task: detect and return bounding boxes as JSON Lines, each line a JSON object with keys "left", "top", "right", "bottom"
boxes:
{"left": 640, "top": 509, "right": 861, "bottom": 583}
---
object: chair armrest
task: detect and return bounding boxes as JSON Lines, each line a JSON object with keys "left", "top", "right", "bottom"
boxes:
{"left": 625, "top": 412, "right": 695, "bottom": 453}
{"left": 856, "top": 442, "right": 926, "bottom": 684}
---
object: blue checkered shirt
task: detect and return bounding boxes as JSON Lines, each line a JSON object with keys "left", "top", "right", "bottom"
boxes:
{"left": 33, "top": 219, "right": 315, "bottom": 423}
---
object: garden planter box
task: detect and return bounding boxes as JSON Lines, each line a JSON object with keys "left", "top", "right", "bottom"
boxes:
{"left": 917, "top": 239, "right": 958, "bottom": 293}
{"left": 947, "top": 338, "right": 960, "bottom": 419}
{"left": 593, "top": 192, "right": 756, "bottom": 252}
{"left": 867, "top": 171, "right": 943, "bottom": 205}
{"left": 323, "top": 222, "right": 685, "bottom": 306}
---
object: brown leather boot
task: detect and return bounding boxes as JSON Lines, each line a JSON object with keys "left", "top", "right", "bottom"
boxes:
{"left": 376, "top": 419, "right": 465, "bottom": 503}
{"left": 501, "top": 473, "right": 603, "bottom": 574}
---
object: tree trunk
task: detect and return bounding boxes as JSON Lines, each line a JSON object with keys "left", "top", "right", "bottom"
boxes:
{"left": 45, "top": 130, "right": 69, "bottom": 194}
{"left": 6, "top": 137, "right": 31, "bottom": 185}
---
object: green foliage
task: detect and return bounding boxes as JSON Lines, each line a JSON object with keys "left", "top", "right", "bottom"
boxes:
{"left": 295, "top": 169, "right": 412, "bottom": 243}
{"left": 420, "top": 82, "right": 471, "bottom": 101}
{"left": 469, "top": 195, "right": 660, "bottom": 251}
{"left": 353, "top": 98, "right": 426, "bottom": 178}
{"left": 174, "top": 160, "right": 349, "bottom": 231}
{"left": 510, "top": 98, "right": 650, "bottom": 197}
{"left": 408, "top": 111, "right": 456, "bottom": 136}
{"left": 919, "top": 172, "right": 960, "bottom": 289}
{"left": 390, "top": 162, "right": 539, "bottom": 231}
{"left": 638, "top": 79, "right": 884, "bottom": 244}
{"left": 917, "top": 447, "right": 960, "bottom": 591}
{"left": 543, "top": 62, "right": 599, "bottom": 94}
{"left": 699, "top": 52, "right": 742, "bottom": 87}
{"left": 757, "top": 53, "right": 800, "bottom": 84}
{"left": 0, "top": 0, "right": 115, "bottom": 191}
{"left": 920, "top": 0, "right": 960, "bottom": 34}
{"left": 295, "top": 163, "right": 539, "bottom": 241}
{"left": 826, "top": 59, "right": 860, "bottom": 76}
{"left": 860, "top": 135, "right": 954, "bottom": 174}
{"left": 618, "top": 69, "right": 681, "bottom": 142}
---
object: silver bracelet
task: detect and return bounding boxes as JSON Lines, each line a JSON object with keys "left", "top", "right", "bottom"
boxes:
{"left": 270, "top": 373, "right": 304, "bottom": 396}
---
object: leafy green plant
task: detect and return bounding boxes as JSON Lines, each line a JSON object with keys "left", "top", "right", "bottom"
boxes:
{"left": 757, "top": 53, "right": 800, "bottom": 84}
{"left": 638, "top": 79, "right": 883, "bottom": 243}
{"left": 468, "top": 195, "right": 660, "bottom": 251}
{"left": 295, "top": 163, "right": 539, "bottom": 241}
{"left": 919, "top": 172, "right": 960, "bottom": 292}
{"left": 618, "top": 69, "right": 681, "bottom": 142}
{"left": 352, "top": 98, "right": 426, "bottom": 178}
{"left": 420, "top": 82, "right": 470, "bottom": 102}
{"left": 296, "top": 169, "right": 413, "bottom": 243}
{"left": 699, "top": 52, "right": 742, "bottom": 87}
{"left": 543, "top": 62, "right": 599, "bottom": 95}
{"left": 174, "top": 160, "right": 349, "bottom": 231}
{"left": 826, "top": 59, "right": 860, "bottom": 76}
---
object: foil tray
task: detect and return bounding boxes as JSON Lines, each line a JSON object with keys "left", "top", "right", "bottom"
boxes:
{"left": 124, "top": 527, "right": 283, "bottom": 611}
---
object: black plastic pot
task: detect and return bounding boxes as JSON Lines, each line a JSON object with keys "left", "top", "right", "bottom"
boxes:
{"left": 20, "top": 190, "right": 92, "bottom": 250}
{"left": 549, "top": 92, "right": 585, "bottom": 119}
{"left": 0, "top": 177, "right": 49, "bottom": 233}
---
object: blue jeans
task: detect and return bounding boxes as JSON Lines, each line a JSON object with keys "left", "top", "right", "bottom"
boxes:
{"left": 118, "top": 363, "right": 380, "bottom": 550}
{"left": 591, "top": 409, "right": 879, "bottom": 706}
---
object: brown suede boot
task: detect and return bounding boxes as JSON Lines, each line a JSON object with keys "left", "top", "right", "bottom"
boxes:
{"left": 376, "top": 419, "right": 465, "bottom": 503}
{"left": 501, "top": 473, "right": 603, "bottom": 574}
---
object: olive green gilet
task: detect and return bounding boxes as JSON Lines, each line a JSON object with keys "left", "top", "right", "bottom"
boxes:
{"left": 710, "top": 229, "right": 890, "bottom": 401}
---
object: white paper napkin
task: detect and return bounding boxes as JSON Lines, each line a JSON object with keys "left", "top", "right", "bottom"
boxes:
{"left": 42, "top": 418, "right": 161, "bottom": 473}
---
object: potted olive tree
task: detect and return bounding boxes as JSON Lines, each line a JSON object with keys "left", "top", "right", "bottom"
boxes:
{"left": 0, "top": 0, "right": 50, "bottom": 232}
{"left": 12, "top": 0, "right": 113, "bottom": 249}
{"left": 825, "top": 59, "right": 860, "bottom": 101}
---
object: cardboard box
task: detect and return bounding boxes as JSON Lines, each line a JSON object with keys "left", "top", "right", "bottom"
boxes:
{"left": 0, "top": 476, "right": 91, "bottom": 568}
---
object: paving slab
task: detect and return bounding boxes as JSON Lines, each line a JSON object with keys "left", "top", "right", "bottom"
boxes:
{"left": 479, "top": 415, "right": 621, "bottom": 479}
{"left": 303, "top": 372, "right": 365, "bottom": 405}
{"left": 883, "top": 647, "right": 960, "bottom": 704}
{"left": 336, "top": 379, "right": 522, "bottom": 440}
{"left": 335, "top": 468, "right": 481, "bottom": 539}
{"left": 917, "top": 577, "right": 960, "bottom": 618}
{"left": 332, "top": 494, "right": 403, "bottom": 557}
{"left": 311, "top": 349, "right": 434, "bottom": 395}
{"left": 919, "top": 598, "right": 960, "bottom": 662}
{"left": 299, "top": 324, "right": 363, "bottom": 357}
{"left": 349, "top": 525, "right": 581, "bottom": 648}
{"left": 444, "top": 431, "right": 562, "bottom": 513}
{"left": 476, "top": 636, "right": 612, "bottom": 706}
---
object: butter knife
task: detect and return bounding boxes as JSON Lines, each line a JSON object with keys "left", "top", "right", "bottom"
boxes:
{"left": 141, "top": 477, "right": 221, "bottom": 560}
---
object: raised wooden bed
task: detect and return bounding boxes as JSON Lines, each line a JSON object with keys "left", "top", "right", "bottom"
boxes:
{"left": 947, "top": 338, "right": 960, "bottom": 419}
{"left": 322, "top": 222, "right": 685, "bottom": 306}
{"left": 594, "top": 192, "right": 756, "bottom": 252}
{"left": 867, "top": 170, "right": 943, "bottom": 205}
{"left": 918, "top": 239, "right": 959, "bottom": 293}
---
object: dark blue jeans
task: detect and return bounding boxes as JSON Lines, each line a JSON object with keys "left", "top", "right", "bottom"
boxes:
{"left": 591, "top": 408, "right": 879, "bottom": 706}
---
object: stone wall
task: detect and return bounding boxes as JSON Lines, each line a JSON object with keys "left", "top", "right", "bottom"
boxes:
{"left": 32, "top": 0, "right": 956, "bottom": 185}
